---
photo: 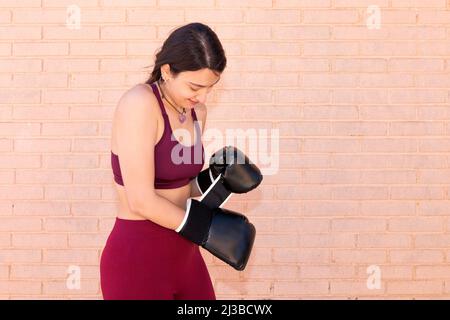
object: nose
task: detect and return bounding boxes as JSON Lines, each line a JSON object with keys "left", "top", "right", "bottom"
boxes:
{"left": 195, "top": 93, "right": 207, "bottom": 104}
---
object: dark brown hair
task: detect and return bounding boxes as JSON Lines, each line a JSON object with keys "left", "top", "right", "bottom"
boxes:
{"left": 144, "top": 22, "right": 227, "bottom": 85}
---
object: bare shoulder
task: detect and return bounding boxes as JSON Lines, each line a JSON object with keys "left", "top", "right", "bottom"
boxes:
{"left": 115, "top": 83, "right": 160, "bottom": 119}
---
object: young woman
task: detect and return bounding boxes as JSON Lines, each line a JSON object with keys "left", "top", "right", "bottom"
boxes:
{"left": 100, "top": 23, "right": 226, "bottom": 300}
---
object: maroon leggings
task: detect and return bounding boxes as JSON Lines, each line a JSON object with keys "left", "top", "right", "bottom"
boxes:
{"left": 100, "top": 217, "right": 216, "bottom": 300}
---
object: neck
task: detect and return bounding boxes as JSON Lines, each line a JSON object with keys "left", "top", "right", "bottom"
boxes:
{"left": 159, "top": 81, "right": 179, "bottom": 108}
{"left": 158, "top": 81, "right": 186, "bottom": 114}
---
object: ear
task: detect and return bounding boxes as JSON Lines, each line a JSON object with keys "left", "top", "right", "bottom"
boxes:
{"left": 160, "top": 63, "right": 171, "bottom": 78}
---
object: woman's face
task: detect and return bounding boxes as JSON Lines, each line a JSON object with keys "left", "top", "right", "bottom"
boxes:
{"left": 162, "top": 67, "right": 221, "bottom": 109}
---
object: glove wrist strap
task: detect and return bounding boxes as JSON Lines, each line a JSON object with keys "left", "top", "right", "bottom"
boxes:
{"left": 196, "top": 168, "right": 215, "bottom": 195}
{"left": 177, "top": 199, "right": 213, "bottom": 246}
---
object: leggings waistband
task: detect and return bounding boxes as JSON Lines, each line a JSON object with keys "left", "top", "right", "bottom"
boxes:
{"left": 112, "top": 217, "right": 178, "bottom": 238}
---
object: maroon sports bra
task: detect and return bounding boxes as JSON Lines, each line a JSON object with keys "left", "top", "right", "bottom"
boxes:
{"left": 111, "top": 82, "right": 205, "bottom": 189}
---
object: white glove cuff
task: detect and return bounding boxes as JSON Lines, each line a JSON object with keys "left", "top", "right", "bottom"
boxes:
{"left": 175, "top": 198, "right": 192, "bottom": 232}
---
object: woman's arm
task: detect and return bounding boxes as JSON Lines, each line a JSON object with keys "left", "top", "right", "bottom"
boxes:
{"left": 114, "top": 85, "right": 186, "bottom": 230}
{"left": 189, "top": 178, "right": 202, "bottom": 198}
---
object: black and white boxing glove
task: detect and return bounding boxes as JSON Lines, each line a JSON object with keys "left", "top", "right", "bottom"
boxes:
{"left": 176, "top": 195, "right": 255, "bottom": 271}
{"left": 194, "top": 146, "right": 263, "bottom": 196}
{"left": 178, "top": 146, "right": 262, "bottom": 270}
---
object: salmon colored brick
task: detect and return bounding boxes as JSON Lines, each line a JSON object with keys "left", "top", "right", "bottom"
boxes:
{"left": 273, "top": 281, "right": 329, "bottom": 296}
{"left": 42, "top": 0, "right": 99, "bottom": 8}
{"left": 0, "top": 233, "right": 11, "bottom": 247}
{"left": 388, "top": 217, "right": 444, "bottom": 232}
{"left": 334, "top": 0, "right": 389, "bottom": 7}
{"left": 387, "top": 281, "right": 443, "bottom": 295}
{"left": 355, "top": 265, "right": 413, "bottom": 280}
{"left": 0, "top": 0, "right": 41, "bottom": 7}
{"left": 246, "top": 9, "right": 299, "bottom": 23}
{"left": 330, "top": 280, "right": 386, "bottom": 296}
{"left": 12, "top": 9, "right": 66, "bottom": 24}
{"left": 390, "top": 250, "right": 444, "bottom": 264}
{"left": 42, "top": 280, "right": 99, "bottom": 295}
{"left": 0, "top": 281, "right": 41, "bottom": 295}
{"left": 43, "top": 249, "right": 99, "bottom": 264}
{"left": 391, "top": 0, "right": 446, "bottom": 7}
{"left": 302, "top": 10, "right": 359, "bottom": 24}
{"left": 215, "top": 280, "right": 273, "bottom": 296}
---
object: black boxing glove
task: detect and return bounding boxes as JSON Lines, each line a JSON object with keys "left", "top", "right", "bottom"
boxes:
{"left": 195, "top": 146, "right": 263, "bottom": 195}
{"left": 176, "top": 198, "right": 255, "bottom": 271}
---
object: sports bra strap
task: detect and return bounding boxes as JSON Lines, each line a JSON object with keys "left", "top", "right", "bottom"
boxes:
{"left": 149, "top": 82, "right": 167, "bottom": 116}
{"left": 191, "top": 108, "right": 198, "bottom": 121}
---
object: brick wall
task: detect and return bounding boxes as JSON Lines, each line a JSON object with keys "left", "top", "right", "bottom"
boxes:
{"left": 1, "top": 0, "right": 450, "bottom": 299}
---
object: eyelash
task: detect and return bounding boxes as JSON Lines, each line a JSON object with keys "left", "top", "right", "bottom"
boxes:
{"left": 190, "top": 86, "right": 213, "bottom": 93}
